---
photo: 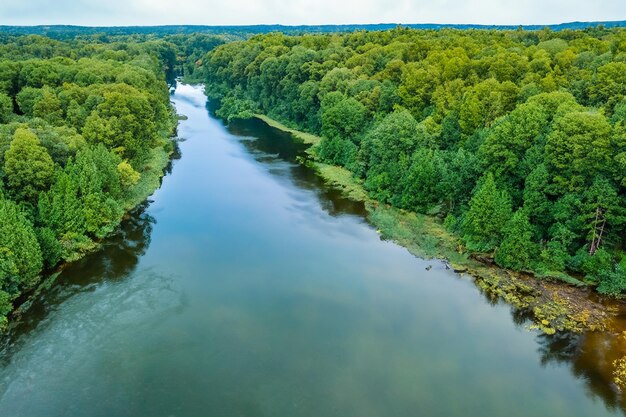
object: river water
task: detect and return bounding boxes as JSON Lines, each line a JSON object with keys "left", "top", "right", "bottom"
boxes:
{"left": 0, "top": 84, "right": 622, "bottom": 417}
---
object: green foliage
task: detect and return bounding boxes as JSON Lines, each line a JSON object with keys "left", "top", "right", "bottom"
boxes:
{"left": 33, "top": 86, "right": 63, "bottom": 125}
{"left": 398, "top": 149, "right": 447, "bottom": 212}
{"left": 0, "top": 197, "right": 43, "bottom": 296}
{"left": 580, "top": 176, "right": 625, "bottom": 247}
{"left": 16, "top": 86, "right": 43, "bottom": 116}
{"left": 118, "top": 160, "right": 141, "bottom": 189}
{"left": 317, "top": 136, "right": 358, "bottom": 170}
{"left": 596, "top": 266, "right": 626, "bottom": 296}
{"left": 361, "top": 110, "right": 419, "bottom": 198}
{"left": 3, "top": 128, "right": 54, "bottom": 203}
{"left": 566, "top": 248, "right": 626, "bottom": 295}
{"left": 570, "top": 248, "right": 613, "bottom": 281}
{"left": 321, "top": 96, "right": 368, "bottom": 142}
{"left": 462, "top": 173, "right": 512, "bottom": 252}
{"left": 82, "top": 84, "right": 162, "bottom": 163}
{"left": 36, "top": 227, "right": 62, "bottom": 269}
{"left": 38, "top": 160, "right": 86, "bottom": 239}
{"left": 0, "top": 290, "right": 11, "bottom": 330}
{"left": 539, "top": 225, "right": 575, "bottom": 273}
{"left": 546, "top": 111, "right": 614, "bottom": 191}
{"left": 215, "top": 94, "right": 257, "bottom": 121}
{"left": 523, "top": 164, "right": 552, "bottom": 236}
{"left": 0, "top": 92, "right": 12, "bottom": 123}
{"left": 495, "top": 210, "right": 538, "bottom": 271}
{"left": 479, "top": 101, "right": 547, "bottom": 181}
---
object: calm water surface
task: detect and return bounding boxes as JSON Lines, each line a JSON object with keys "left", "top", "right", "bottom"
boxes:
{"left": 0, "top": 84, "right": 623, "bottom": 417}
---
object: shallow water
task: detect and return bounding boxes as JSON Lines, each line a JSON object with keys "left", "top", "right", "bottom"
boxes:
{"left": 0, "top": 84, "right": 623, "bottom": 417}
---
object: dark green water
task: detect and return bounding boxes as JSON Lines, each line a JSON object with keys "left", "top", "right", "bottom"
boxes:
{"left": 0, "top": 84, "right": 623, "bottom": 417}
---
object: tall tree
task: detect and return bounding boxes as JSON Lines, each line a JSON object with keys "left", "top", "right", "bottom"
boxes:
{"left": 3, "top": 128, "right": 55, "bottom": 204}
{"left": 462, "top": 173, "right": 512, "bottom": 252}
{"left": 495, "top": 209, "right": 538, "bottom": 271}
{"left": 0, "top": 197, "right": 43, "bottom": 296}
{"left": 0, "top": 92, "right": 13, "bottom": 123}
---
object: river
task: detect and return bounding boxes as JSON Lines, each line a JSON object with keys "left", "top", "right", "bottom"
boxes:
{"left": 0, "top": 83, "right": 622, "bottom": 417}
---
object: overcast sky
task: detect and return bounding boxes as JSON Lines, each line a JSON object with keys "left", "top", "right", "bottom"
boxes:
{"left": 1, "top": 0, "right": 625, "bottom": 26}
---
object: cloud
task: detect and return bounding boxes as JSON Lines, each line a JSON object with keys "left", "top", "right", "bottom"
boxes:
{"left": 0, "top": 0, "right": 624, "bottom": 26}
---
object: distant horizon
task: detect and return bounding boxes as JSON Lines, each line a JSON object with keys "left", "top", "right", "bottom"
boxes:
{"left": 1, "top": 19, "right": 626, "bottom": 29}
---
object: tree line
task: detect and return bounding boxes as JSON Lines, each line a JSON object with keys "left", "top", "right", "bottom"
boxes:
{"left": 0, "top": 34, "right": 180, "bottom": 329}
{"left": 203, "top": 26, "right": 626, "bottom": 294}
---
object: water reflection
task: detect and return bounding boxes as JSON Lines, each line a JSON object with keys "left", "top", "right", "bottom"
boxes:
{"left": 537, "top": 330, "right": 625, "bottom": 412}
{"left": 228, "top": 115, "right": 368, "bottom": 219}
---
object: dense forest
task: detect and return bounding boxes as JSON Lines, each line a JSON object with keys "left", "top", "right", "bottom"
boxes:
{"left": 203, "top": 26, "right": 626, "bottom": 294}
{"left": 0, "top": 34, "right": 188, "bottom": 329}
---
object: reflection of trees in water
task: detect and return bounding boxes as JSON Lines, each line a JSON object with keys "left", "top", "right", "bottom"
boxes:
{"left": 474, "top": 280, "right": 626, "bottom": 414}
{"left": 0, "top": 203, "right": 156, "bottom": 355}
{"left": 228, "top": 118, "right": 368, "bottom": 219}
{"left": 72, "top": 203, "right": 155, "bottom": 283}
{"left": 536, "top": 330, "right": 625, "bottom": 413}
{"left": 164, "top": 140, "right": 182, "bottom": 176}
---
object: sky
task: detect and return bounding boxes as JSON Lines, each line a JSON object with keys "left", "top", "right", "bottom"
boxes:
{"left": 1, "top": 0, "right": 625, "bottom": 26}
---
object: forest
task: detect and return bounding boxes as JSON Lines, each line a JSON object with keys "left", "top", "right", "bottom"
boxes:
{"left": 2, "top": 24, "right": 626, "bottom": 331}
{"left": 0, "top": 33, "right": 202, "bottom": 329}
{"left": 202, "top": 26, "right": 626, "bottom": 294}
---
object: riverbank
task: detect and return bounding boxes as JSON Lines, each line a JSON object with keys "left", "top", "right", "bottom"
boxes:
{"left": 6, "top": 125, "right": 177, "bottom": 330}
{"left": 252, "top": 113, "right": 622, "bottom": 336}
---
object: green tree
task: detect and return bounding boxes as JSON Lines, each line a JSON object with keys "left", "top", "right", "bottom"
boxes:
{"left": 539, "top": 224, "right": 575, "bottom": 272}
{"left": 35, "top": 227, "right": 62, "bottom": 269}
{"left": 0, "top": 92, "right": 13, "bottom": 123}
{"left": 523, "top": 164, "right": 553, "bottom": 236}
{"left": 32, "top": 86, "right": 63, "bottom": 125}
{"left": 398, "top": 149, "right": 447, "bottom": 212}
{"left": 3, "top": 128, "right": 55, "bottom": 203}
{"left": 580, "top": 176, "right": 625, "bottom": 253}
{"left": 495, "top": 209, "right": 538, "bottom": 271}
{"left": 462, "top": 173, "right": 512, "bottom": 252}
{"left": 479, "top": 101, "right": 547, "bottom": 182}
{"left": 0, "top": 197, "right": 43, "bottom": 296}
{"left": 118, "top": 160, "right": 141, "bottom": 189}
{"left": 38, "top": 160, "right": 86, "bottom": 238}
{"left": 545, "top": 111, "right": 614, "bottom": 192}
{"left": 321, "top": 96, "right": 368, "bottom": 142}
{"left": 15, "top": 86, "right": 43, "bottom": 116}
{"left": 361, "top": 110, "right": 420, "bottom": 199}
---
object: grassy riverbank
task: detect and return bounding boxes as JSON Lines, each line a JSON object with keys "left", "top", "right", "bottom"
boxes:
{"left": 256, "top": 113, "right": 619, "bottom": 335}
{"left": 254, "top": 114, "right": 321, "bottom": 146}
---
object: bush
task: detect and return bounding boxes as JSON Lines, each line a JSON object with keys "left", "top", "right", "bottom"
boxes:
{"left": 597, "top": 266, "right": 626, "bottom": 296}
{"left": 569, "top": 248, "right": 613, "bottom": 281}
